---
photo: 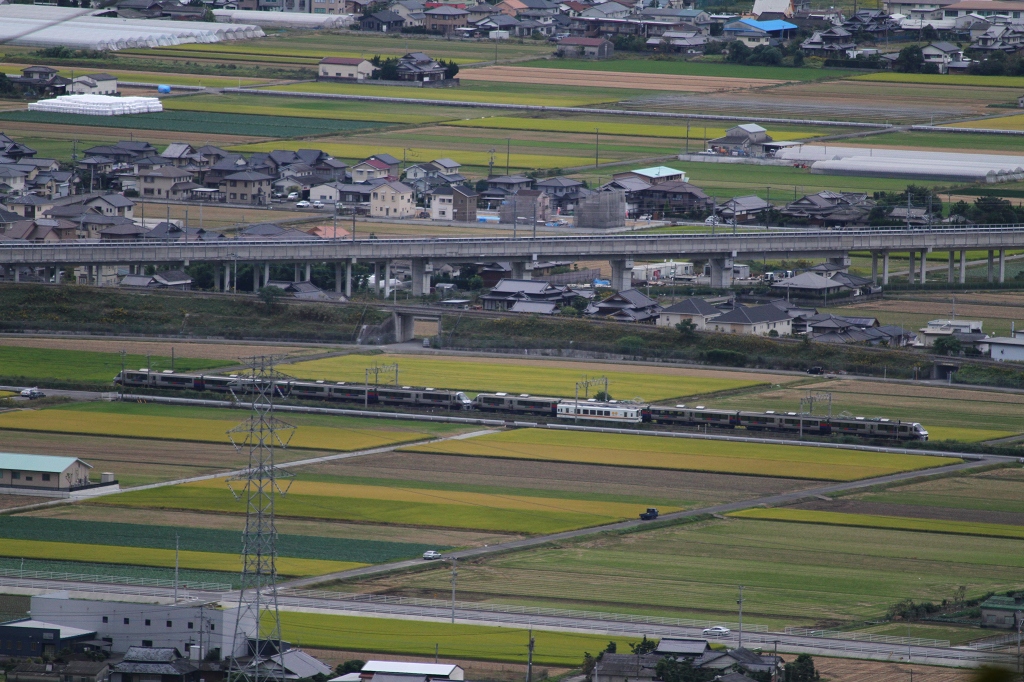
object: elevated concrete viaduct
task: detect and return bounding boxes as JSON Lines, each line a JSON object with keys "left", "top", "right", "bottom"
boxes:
{"left": 3, "top": 226, "right": 1023, "bottom": 293}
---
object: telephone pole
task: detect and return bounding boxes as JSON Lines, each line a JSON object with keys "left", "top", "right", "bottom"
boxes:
{"left": 737, "top": 585, "right": 744, "bottom": 649}
{"left": 526, "top": 630, "right": 535, "bottom": 682}
{"left": 449, "top": 556, "right": 458, "bottom": 624}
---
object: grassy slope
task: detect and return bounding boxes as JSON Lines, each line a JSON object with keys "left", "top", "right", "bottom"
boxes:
{"left": 358, "top": 517, "right": 1024, "bottom": 627}
{"left": 284, "top": 353, "right": 764, "bottom": 401}
{"left": 404, "top": 429, "right": 955, "bottom": 481}
{"left": 0, "top": 345, "right": 226, "bottom": 383}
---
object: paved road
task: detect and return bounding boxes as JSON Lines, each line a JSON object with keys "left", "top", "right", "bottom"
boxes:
{"left": 278, "top": 458, "right": 993, "bottom": 589}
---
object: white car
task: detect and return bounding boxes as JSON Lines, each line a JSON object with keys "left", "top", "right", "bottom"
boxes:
{"left": 19, "top": 387, "right": 45, "bottom": 399}
{"left": 287, "top": 192, "right": 299, "bottom": 200}
{"left": 422, "top": 550, "right": 443, "bottom": 560}
{"left": 702, "top": 626, "right": 730, "bottom": 637}
{"left": 704, "top": 216, "right": 720, "bottom": 226}
{"left": 312, "top": 200, "right": 325, "bottom": 209}
{"left": 295, "top": 200, "right": 311, "bottom": 208}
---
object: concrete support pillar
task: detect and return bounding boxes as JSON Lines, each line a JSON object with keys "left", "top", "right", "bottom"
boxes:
{"left": 882, "top": 252, "right": 890, "bottom": 286}
{"left": 999, "top": 248, "right": 1006, "bottom": 284}
{"left": 14, "top": 267, "right": 20, "bottom": 283}
{"left": 294, "top": 263, "right": 300, "bottom": 283}
{"left": 214, "top": 263, "right": 221, "bottom": 291}
{"left": 224, "top": 262, "right": 231, "bottom": 293}
{"left": 264, "top": 263, "right": 270, "bottom": 287}
{"left": 609, "top": 259, "right": 634, "bottom": 291}
{"left": 253, "top": 263, "right": 260, "bottom": 292}
{"left": 304, "top": 262, "right": 311, "bottom": 282}
{"left": 959, "top": 250, "right": 967, "bottom": 284}
{"left": 54, "top": 267, "right": 61, "bottom": 285}
{"left": 871, "top": 252, "right": 878, "bottom": 285}
{"left": 908, "top": 251, "right": 916, "bottom": 285}
{"left": 828, "top": 254, "right": 851, "bottom": 270}
{"left": 335, "top": 262, "right": 343, "bottom": 294}
{"left": 346, "top": 260, "right": 353, "bottom": 298}
{"left": 948, "top": 251, "right": 955, "bottom": 284}
{"left": 920, "top": 250, "right": 928, "bottom": 284}
{"left": 372, "top": 263, "right": 379, "bottom": 295}
{"left": 511, "top": 261, "right": 532, "bottom": 281}
{"left": 384, "top": 261, "right": 391, "bottom": 299}
{"left": 411, "top": 258, "right": 429, "bottom": 297}
{"left": 709, "top": 257, "right": 734, "bottom": 289}
{"left": 987, "top": 250, "right": 994, "bottom": 283}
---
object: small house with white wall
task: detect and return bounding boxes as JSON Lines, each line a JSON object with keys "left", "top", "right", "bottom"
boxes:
{"left": 0, "top": 453, "right": 93, "bottom": 493}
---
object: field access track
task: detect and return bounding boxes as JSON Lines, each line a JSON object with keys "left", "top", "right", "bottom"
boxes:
{"left": 457, "top": 66, "right": 788, "bottom": 93}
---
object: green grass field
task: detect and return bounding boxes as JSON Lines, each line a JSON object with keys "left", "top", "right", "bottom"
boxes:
{"left": 0, "top": 63, "right": 269, "bottom": 87}
{"left": 729, "top": 508, "right": 1024, "bottom": 540}
{"left": 261, "top": 80, "right": 647, "bottom": 107}
{"left": 0, "top": 109, "right": 386, "bottom": 138}
{"left": 0, "top": 516, "right": 440, "bottom": 564}
{"left": 403, "top": 429, "right": 955, "bottom": 481}
{"left": 0, "top": 345, "right": 226, "bottom": 384}
{"left": 94, "top": 471, "right": 672, "bottom": 534}
{"left": 349, "top": 516, "right": 1024, "bottom": 627}
{"left": 521, "top": 58, "right": 853, "bottom": 82}
{"left": 279, "top": 612, "right": 641, "bottom": 666}
{"left": 442, "top": 117, "right": 821, "bottom": 141}
{"left": 0, "top": 402, "right": 457, "bottom": 450}
{"left": 284, "top": 354, "right": 766, "bottom": 402}
{"left": 163, "top": 94, "right": 468, "bottom": 125}
{"left": 854, "top": 467, "right": 1024, "bottom": 515}
{"left": 851, "top": 72, "right": 1024, "bottom": 88}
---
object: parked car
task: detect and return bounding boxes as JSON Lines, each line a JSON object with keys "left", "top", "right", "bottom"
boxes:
{"left": 703, "top": 626, "right": 730, "bottom": 637}
{"left": 312, "top": 200, "right": 325, "bottom": 209}
{"left": 19, "top": 387, "right": 45, "bottom": 399}
{"left": 422, "top": 550, "right": 443, "bottom": 560}
{"left": 639, "top": 507, "right": 659, "bottom": 520}
{"left": 295, "top": 200, "right": 311, "bottom": 208}
{"left": 704, "top": 216, "right": 720, "bottom": 226}
{"left": 287, "top": 192, "right": 300, "bottom": 200}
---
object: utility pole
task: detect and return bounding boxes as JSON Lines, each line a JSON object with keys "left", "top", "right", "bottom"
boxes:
{"left": 526, "top": 629, "right": 535, "bottom": 682}
{"left": 449, "top": 556, "right": 458, "bottom": 624}
{"left": 119, "top": 350, "right": 126, "bottom": 399}
{"left": 506, "top": 138, "right": 511, "bottom": 176}
{"left": 595, "top": 128, "right": 599, "bottom": 168}
{"left": 737, "top": 585, "right": 744, "bottom": 649}
{"left": 174, "top": 533, "right": 179, "bottom": 603}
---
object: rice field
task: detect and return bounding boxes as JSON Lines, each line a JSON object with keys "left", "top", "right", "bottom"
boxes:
{"left": 851, "top": 72, "right": 1024, "bottom": 89}
{"left": 283, "top": 354, "right": 771, "bottom": 402}
{"left": 0, "top": 537, "right": 360, "bottom": 576}
{"left": 854, "top": 466, "right": 1024, "bottom": 515}
{"left": 93, "top": 471, "right": 668, "bottom": 534}
{"left": 403, "top": 429, "right": 956, "bottom": 481}
{"left": 522, "top": 57, "right": 853, "bottom": 82}
{"left": 728, "top": 508, "right": 1024, "bottom": 540}
{"left": 0, "top": 345, "right": 227, "bottom": 384}
{"left": 163, "top": 94, "right": 463, "bottom": 125}
{"left": 279, "top": 612, "right": 640, "bottom": 666}
{"left": 442, "top": 117, "right": 819, "bottom": 141}
{"left": 0, "top": 402, "right": 451, "bottom": 451}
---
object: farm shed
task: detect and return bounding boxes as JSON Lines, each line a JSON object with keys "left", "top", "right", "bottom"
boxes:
{"left": 979, "top": 595, "right": 1023, "bottom": 629}
{"left": 0, "top": 453, "right": 92, "bottom": 492}
{"left": 0, "top": 620, "right": 97, "bottom": 659}
{"left": 361, "top": 662, "right": 465, "bottom": 680}
{"left": 988, "top": 336, "right": 1024, "bottom": 362}
{"left": 556, "top": 36, "right": 614, "bottom": 58}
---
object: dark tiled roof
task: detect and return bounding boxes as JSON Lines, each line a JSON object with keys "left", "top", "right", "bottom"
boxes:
{"left": 713, "top": 304, "right": 791, "bottom": 325}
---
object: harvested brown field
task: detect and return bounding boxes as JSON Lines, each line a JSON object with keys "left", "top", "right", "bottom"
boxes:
{"left": 299, "top": 451, "right": 812, "bottom": 506}
{"left": 792, "top": 498, "right": 1024, "bottom": 526}
{"left": 838, "top": 298, "right": 1024, "bottom": 320}
{"left": 28, "top": 505, "right": 514, "bottom": 547}
{"left": 0, "top": 337, "right": 317, "bottom": 360}
{"left": 905, "top": 291, "right": 1024, "bottom": 306}
{"left": 0, "top": 431, "right": 313, "bottom": 487}
{"left": 0, "top": 494, "right": 36, "bottom": 511}
{"left": 459, "top": 66, "right": 786, "bottom": 92}
{"left": 814, "top": 657, "right": 970, "bottom": 682}
{"left": 803, "top": 379, "right": 1024, "bottom": 405}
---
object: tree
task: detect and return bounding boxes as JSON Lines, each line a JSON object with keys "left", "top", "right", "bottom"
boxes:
{"left": 257, "top": 285, "right": 285, "bottom": 309}
{"left": 335, "top": 661, "right": 365, "bottom": 676}
{"left": 792, "top": 51, "right": 804, "bottom": 66}
{"left": 629, "top": 636, "right": 657, "bottom": 655}
{"left": 616, "top": 335, "right": 645, "bottom": 356}
{"left": 784, "top": 654, "right": 819, "bottom": 682}
{"left": 582, "top": 653, "right": 598, "bottom": 682}
{"left": 893, "top": 45, "right": 925, "bottom": 73}
{"left": 440, "top": 59, "right": 460, "bottom": 79}
{"left": 675, "top": 319, "right": 697, "bottom": 338}
{"left": 933, "top": 335, "right": 962, "bottom": 356}
{"left": 604, "top": 641, "right": 617, "bottom": 654}
{"left": 726, "top": 40, "right": 751, "bottom": 63}
{"left": 921, "top": 24, "right": 939, "bottom": 40}
{"left": 656, "top": 657, "right": 714, "bottom": 682}
{"left": 594, "top": 390, "right": 612, "bottom": 401}
{"left": 377, "top": 57, "right": 400, "bottom": 81}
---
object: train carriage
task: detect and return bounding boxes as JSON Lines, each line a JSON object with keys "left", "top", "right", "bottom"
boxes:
{"left": 555, "top": 399, "right": 643, "bottom": 424}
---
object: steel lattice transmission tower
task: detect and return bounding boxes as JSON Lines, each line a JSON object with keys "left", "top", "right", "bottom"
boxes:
{"left": 227, "top": 356, "right": 294, "bottom": 682}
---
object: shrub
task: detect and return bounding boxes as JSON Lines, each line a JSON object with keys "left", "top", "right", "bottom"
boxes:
{"left": 705, "top": 349, "right": 747, "bottom": 366}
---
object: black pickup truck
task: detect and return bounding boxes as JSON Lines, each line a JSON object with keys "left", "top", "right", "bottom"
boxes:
{"left": 639, "top": 508, "right": 659, "bottom": 520}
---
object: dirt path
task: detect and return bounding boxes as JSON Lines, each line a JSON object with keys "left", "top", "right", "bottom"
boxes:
{"left": 458, "top": 66, "right": 787, "bottom": 93}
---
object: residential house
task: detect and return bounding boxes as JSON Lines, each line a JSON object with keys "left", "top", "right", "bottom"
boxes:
{"left": 771, "top": 271, "right": 848, "bottom": 298}
{"left": 310, "top": 181, "right": 378, "bottom": 205}
{"left": 7, "top": 195, "right": 55, "bottom": 219}
{"left": 655, "top": 638, "right": 713, "bottom": 658}
{"left": 724, "top": 18, "right": 796, "bottom": 45}
{"left": 480, "top": 278, "right": 580, "bottom": 311}
{"left": 707, "top": 123, "right": 774, "bottom": 156}
{"left": 593, "top": 653, "right": 662, "bottom": 682}
{"left": 220, "top": 170, "right": 273, "bottom": 205}
{"left": 581, "top": 1, "right": 630, "bottom": 18}
{"left": 360, "top": 10, "right": 405, "bottom": 31}
{"left": 370, "top": 181, "right": 415, "bottom": 218}
{"left": 980, "top": 595, "right": 1024, "bottom": 628}
{"left": 780, "top": 191, "right": 874, "bottom": 226}
{"left": 635, "top": 180, "right": 709, "bottom": 216}
{"left": 8, "top": 660, "right": 109, "bottom": 682}
{"left": 698, "top": 648, "right": 783, "bottom": 676}
{"left": 800, "top": 27, "right": 855, "bottom": 55}
{"left": 0, "top": 133, "right": 37, "bottom": 161}
{"left": 69, "top": 73, "right": 118, "bottom": 95}
{"left": 351, "top": 158, "right": 393, "bottom": 183}
{"left": 917, "top": 318, "right": 988, "bottom": 351}
{"left": 752, "top": 0, "right": 794, "bottom": 16}
{"left": 109, "top": 648, "right": 200, "bottom": 682}
{"left": 487, "top": 174, "right": 534, "bottom": 194}
{"left": 718, "top": 195, "right": 770, "bottom": 222}
{"left": 4, "top": 218, "right": 78, "bottom": 242}
{"left": 499, "top": 189, "right": 551, "bottom": 223}
{"left": 989, "top": 336, "right": 1024, "bottom": 362}
{"left": 86, "top": 194, "right": 135, "bottom": 218}
{"left": 921, "top": 41, "right": 965, "bottom": 70}
{"left": 588, "top": 289, "right": 661, "bottom": 323}
{"left": 537, "top": 176, "right": 587, "bottom": 213}
{"left": 495, "top": 0, "right": 527, "bottom": 15}
{"left": 138, "top": 167, "right": 196, "bottom": 200}
{"left": 360, "top": 662, "right": 465, "bottom": 681}
{"left": 10, "top": 66, "right": 71, "bottom": 97}
{"left": 397, "top": 52, "right": 450, "bottom": 82}
{"left": 556, "top": 36, "right": 615, "bottom": 57}
{"left": 318, "top": 57, "right": 375, "bottom": 80}
{"left": 425, "top": 6, "right": 470, "bottom": 33}
{"left": 613, "top": 166, "right": 687, "bottom": 185}
{"left": 711, "top": 303, "right": 792, "bottom": 335}
{"left": 393, "top": 0, "right": 427, "bottom": 24}
{"left": 646, "top": 30, "right": 708, "bottom": 53}
{"left": 428, "top": 185, "right": 478, "bottom": 221}
{"left": 656, "top": 297, "right": 722, "bottom": 329}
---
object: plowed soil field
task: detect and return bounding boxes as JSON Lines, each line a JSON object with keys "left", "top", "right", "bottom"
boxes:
{"left": 458, "top": 66, "right": 786, "bottom": 92}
